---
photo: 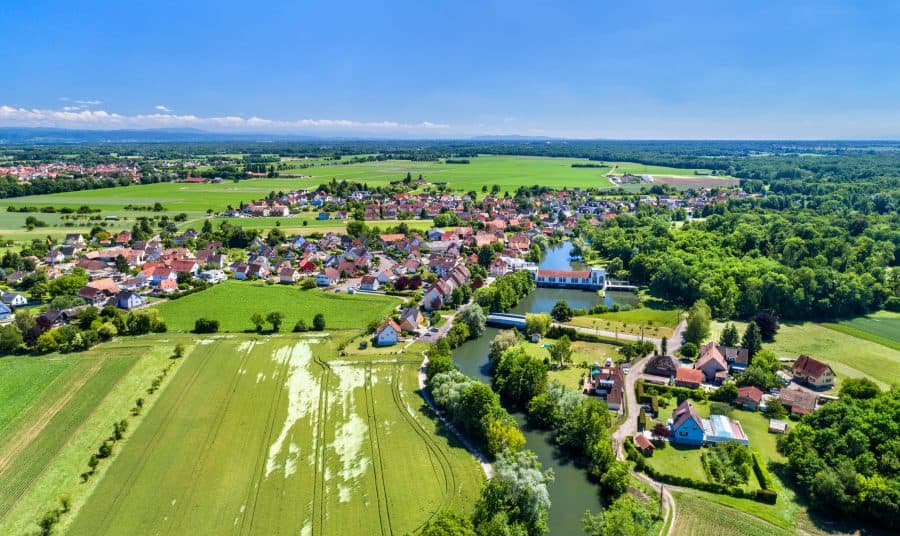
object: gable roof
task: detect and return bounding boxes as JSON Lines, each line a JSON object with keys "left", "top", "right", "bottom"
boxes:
{"left": 737, "top": 386, "right": 764, "bottom": 404}
{"left": 375, "top": 319, "right": 401, "bottom": 336}
{"left": 672, "top": 400, "right": 704, "bottom": 430}
{"left": 675, "top": 368, "right": 704, "bottom": 385}
{"left": 792, "top": 355, "right": 832, "bottom": 379}
{"left": 695, "top": 342, "right": 728, "bottom": 371}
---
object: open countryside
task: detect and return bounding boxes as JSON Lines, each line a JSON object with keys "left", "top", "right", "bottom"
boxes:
{"left": 68, "top": 334, "right": 482, "bottom": 535}
{"left": 2, "top": 2, "right": 900, "bottom": 533}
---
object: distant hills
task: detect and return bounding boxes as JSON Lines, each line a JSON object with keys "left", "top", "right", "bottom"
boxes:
{"left": 0, "top": 127, "right": 569, "bottom": 145}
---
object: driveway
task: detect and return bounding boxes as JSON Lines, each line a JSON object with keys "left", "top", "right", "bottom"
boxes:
{"left": 418, "top": 314, "right": 454, "bottom": 343}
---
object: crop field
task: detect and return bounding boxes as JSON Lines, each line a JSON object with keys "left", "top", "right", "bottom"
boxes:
{"left": 68, "top": 334, "right": 483, "bottom": 535}
{"left": 4, "top": 155, "right": 615, "bottom": 215}
{"left": 0, "top": 339, "right": 180, "bottom": 534}
{"left": 566, "top": 306, "right": 682, "bottom": 338}
{"left": 824, "top": 310, "right": 900, "bottom": 351}
{"left": 672, "top": 492, "right": 789, "bottom": 536}
{"left": 607, "top": 162, "right": 718, "bottom": 177}
{"left": 154, "top": 281, "right": 400, "bottom": 332}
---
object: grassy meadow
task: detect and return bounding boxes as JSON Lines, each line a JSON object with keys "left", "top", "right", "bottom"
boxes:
{"left": 68, "top": 334, "right": 483, "bottom": 535}
{"left": 0, "top": 338, "right": 183, "bottom": 534}
{"left": 567, "top": 306, "right": 682, "bottom": 338}
{"left": 672, "top": 492, "right": 789, "bottom": 536}
{"left": 154, "top": 281, "right": 400, "bottom": 333}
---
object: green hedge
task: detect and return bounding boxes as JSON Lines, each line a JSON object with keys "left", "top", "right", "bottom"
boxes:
{"left": 625, "top": 437, "right": 777, "bottom": 504}
{"left": 637, "top": 379, "right": 708, "bottom": 403}
{"left": 751, "top": 450, "right": 775, "bottom": 490}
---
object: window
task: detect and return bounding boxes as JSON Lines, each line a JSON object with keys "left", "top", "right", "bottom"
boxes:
{"left": 679, "top": 432, "right": 687, "bottom": 437}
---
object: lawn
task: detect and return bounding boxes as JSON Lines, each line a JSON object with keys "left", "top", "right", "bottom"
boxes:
{"left": 0, "top": 338, "right": 182, "bottom": 534}
{"left": 153, "top": 281, "right": 401, "bottom": 333}
{"left": 68, "top": 334, "right": 483, "bottom": 535}
{"left": 649, "top": 400, "right": 807, "bottom": 532}
{"left": 567, "top": 306, "right": 682, "bottom": 338}
{"left": 608, "top": 162, "right": 719, "bottom": 177}
{"left": 521, "top": 338, "right": 619, "bottom": 366}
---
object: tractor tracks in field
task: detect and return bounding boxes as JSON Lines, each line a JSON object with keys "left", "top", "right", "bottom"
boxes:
{"left": 239, "top": 337, "right": 292, "bottom": 536}
{"left": 311, "top": 353, "right": 332, "bottom": 536}
{"left": 170, "top": 343, "right": 254, "bottom": 530}
{"left": 388, "top": 364, "right": 459, "bottom": 534}
{"left": 364, "top": 365, "right": 394, "bottom": 536}
{"left": 93, "top": 341, "right": 217, "bottom": 535}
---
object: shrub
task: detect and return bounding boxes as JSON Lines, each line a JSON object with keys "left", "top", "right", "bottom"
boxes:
{"left": 193, "top": 318, "right": 220, "bottom": 333}
{"left": 312, "top": 313, "right": 326, "bottom": 331}
{"left": 292, "top": 319, "right": 309, "bottom": 332}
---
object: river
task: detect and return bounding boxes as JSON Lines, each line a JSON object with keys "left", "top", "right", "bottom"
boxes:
{"left": 451, "top": 243, "right": 635, "bottom": 535}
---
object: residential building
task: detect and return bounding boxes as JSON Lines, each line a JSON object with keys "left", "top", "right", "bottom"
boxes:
{"left": 675, "top": 368, "right": 704, "bottom": 389}
{"left": 669, "top": 400, "right": 749, "bottom": 446}
{"left": 374, "top": 319, "right": 401, "bottom": 347}
{"left": 359, "top": 275, "right": 379, "bottom": 291}
{"left": 1, "top": 292, "right": 28, "bottom": 308}
{"left": 791, "top": 355, "right": 835, "bottom": 389}
{"left": 736, "top": 386, "right": 764, "bottom": 411}
{"left": 694, "top": 342, "right": 729, "bottom": 384}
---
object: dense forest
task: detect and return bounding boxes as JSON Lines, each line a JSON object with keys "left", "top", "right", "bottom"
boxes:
{"left": 777, "top": 387, "right": 900, "bottom": 529}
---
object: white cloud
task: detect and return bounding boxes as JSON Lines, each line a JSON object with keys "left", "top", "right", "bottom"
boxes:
{"left": 60, "top": 97, "right": 103, "bottom": 106}
{"left": 0, "top": 104, "right": 449, "bottom": 133}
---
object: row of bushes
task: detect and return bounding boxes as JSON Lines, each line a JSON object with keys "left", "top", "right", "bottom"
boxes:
{"left": 638, "top": 379, "right": 708, "bottom": 403}
{"left": 546, "top": 324, "right": 626, "bottom": 347}
{"left": 751, "top": 450, "right": 775, "bottom": 490}
{"left": 625, "top": 438, "right": 778, "bottom": 504}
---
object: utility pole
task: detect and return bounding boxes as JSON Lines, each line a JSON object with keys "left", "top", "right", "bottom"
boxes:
{"left": 660, "top": 483, "right": 665, "bottom": 518}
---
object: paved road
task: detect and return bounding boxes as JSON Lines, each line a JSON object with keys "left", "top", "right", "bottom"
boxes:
{"left": 607, "top": 318, "right": 686, "bottom": 535}
{"left": 418, "top": 314, "right": 454, "bottom": 343}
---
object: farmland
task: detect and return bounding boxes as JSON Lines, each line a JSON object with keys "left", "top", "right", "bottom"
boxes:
{"left": 764, "top": 321, "right": 900, "bottom": 389}
{"left": 68, "top": 334, "right": 483, "bottom": 535}
{"left": 672, "top": 492, "right": 788, "bottom": 536}
{"left": 154, "top": 281, "right": 401, "bottom": 333}
{"left": 0, "top": 338, "right": 182, "bottom": 534}
{"left": 823, "top": 310, "right": 900, "bottom": 351}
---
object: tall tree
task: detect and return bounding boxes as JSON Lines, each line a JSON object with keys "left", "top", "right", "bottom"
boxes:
{"left": 742, "top": 321, "right": 763, "bottom": 362}
{"left": 719, "top": 322, "right": 740, "bottom": 346}
{"left": 684, "top": 299, "right": 712, "bottom": 345}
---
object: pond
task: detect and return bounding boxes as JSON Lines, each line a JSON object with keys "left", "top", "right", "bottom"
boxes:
{"left": 451, "top": 242, "right": 635, "bottom": 535}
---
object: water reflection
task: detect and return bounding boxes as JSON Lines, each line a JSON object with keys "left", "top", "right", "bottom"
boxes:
{"left": 450, "top": 243, "right": 635, "bottom": 535}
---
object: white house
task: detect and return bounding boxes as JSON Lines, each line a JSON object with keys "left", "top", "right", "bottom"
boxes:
{"left": 317, "top": 267, "right": 340, "bottom": 286}
{"left": 374, "top": 319, "right": 401, "bottom": 347}
{"left": 199, "top": 269, "right": 227, "bottom": 283}
{"left": 359, "top": 275, "right": 379, "bottom": 291}
{"left": 1, "top": 292, "right": 28, "bottom": 307}
{"left": 115, "top": 291, "right": 146, "bottom": 310}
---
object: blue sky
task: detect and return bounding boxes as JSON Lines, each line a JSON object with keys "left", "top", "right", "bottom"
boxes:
{"left": 2, "top": 0, "right": 899, "bottom": 138}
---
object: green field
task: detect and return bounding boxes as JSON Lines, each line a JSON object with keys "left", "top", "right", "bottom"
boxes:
{"left": 567, "top": 306, "right": 682, "bottom": 338}
{"left": 0, "top": 338, "right": 182, "bottom": 534}
{"left": 823, "top": 311, "right": 900, "bottom": 352}
{"left": 154, "top": 281, "right": 400, "bottom": 333}
{"left": 765, "top": 322, "right": 900, "bottom": 389}
{"left": 68, "top": 334, "right": 483, "bottom": 535}
{"left": 672, "top": 492, "right": 789, "bottom": 536}
{"left": 609, "top": 162, "right": 717, "bottom": 177}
